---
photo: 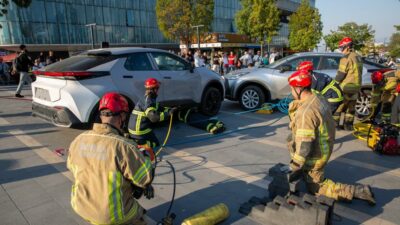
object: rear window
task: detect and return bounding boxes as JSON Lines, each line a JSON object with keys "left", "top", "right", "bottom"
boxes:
{"left": 43, "top": 54, "right": 118, "bottom": 71}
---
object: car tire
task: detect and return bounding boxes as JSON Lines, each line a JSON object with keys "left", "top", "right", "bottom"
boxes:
{"left": 239, "top": 85, "right": 265, "bottom": 110}
{"left": 355, "top": 88, "right": 373, "bottom": 120}
{"left": 200, "top": 87, "right": 222, "bottom": 116}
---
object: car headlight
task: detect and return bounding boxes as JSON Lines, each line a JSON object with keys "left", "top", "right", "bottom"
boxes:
{"left": 226, "top": 72, "right": 250, "bottom": 80}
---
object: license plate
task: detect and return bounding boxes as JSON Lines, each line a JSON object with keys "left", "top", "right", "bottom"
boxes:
{"left": 35, "top": 87, "right": 50, "bottom": 101}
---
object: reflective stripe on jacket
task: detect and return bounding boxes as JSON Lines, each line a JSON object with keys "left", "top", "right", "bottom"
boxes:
{"left": 336, "top": 51, "right": 363, "bottom": 93}
{"left": 129, "top": 95, "right": 169, "bottom": 136}
{"left": 67, "top": 123, "right": 152, "bottom": 225}
{"left": 288, "top": 94, "right": 336, "bottom": 170}
{"left": 311, "top": 72, "right": 343, "bottom": 103}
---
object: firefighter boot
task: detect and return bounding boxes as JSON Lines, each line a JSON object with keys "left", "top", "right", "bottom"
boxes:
{"left": 209, "top": 122, "right": 226, "bottom": 134}
{"left": 354, "top": 184, "right": 376, "bottom": 206}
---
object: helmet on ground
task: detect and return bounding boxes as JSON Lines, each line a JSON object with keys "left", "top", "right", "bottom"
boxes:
{"left": 99, "top": 92, "right": 129, "bottom": 114}
{"left": 297, "top": 61, "right": 314, "bottom": 71}
{"left": 371, "top": 71, "right": 384, "bottom": 84}
{"left": 339, "top": 37, "right": 353, "bottom": 48}
{"left": 288, "top": 69, "right": 312, "bottom": 88}
{"left": 145, "top": 78, "right": 160, "bottom": 89}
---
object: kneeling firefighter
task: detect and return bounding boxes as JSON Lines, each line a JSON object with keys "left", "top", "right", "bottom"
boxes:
{"left": 177, "top": 108, "right": 225, "bottom": 134}
{"left": 392, "top": 84, "right": 400, "bottom": 124}
{"left": 370, "top": 69, "right": 400, "bottom": 122}
{"left": 297, "top": 61, "right": 343, "bottom": 114}
{"left": 129, "top": 78, "right": 177, "bottom": 149}
{"left": 287, "top": 69, "right": 375, "bottom": 205}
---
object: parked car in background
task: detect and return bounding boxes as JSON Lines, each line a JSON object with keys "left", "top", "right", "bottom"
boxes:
{"left": 225, "top": 52, "right": 392, "bottom": 119}
{"left": 32, "top": 48, "right": 225, "bottom": 127}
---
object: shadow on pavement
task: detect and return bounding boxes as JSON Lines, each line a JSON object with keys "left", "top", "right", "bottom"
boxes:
{"left": 327, "top": 151, "right": 400, "bottom": 224}
{"left": 0, "top": 145, "right": 45, "bottom": 154}
{"left": 0, "top": 159, "right": 67, "bottom": 185}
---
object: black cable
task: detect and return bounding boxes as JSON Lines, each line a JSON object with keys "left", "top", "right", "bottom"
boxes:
{"left": 165, "top": 160, "right": 176, "bottom": 217}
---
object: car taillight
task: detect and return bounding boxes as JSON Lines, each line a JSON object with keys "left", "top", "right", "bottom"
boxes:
{"left": 33, "top": 71, "right": 109, "bottom": 80}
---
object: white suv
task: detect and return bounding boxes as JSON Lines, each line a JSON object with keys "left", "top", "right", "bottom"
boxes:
{"left": 32, "top": 48, "right": 224, "bottom": 127}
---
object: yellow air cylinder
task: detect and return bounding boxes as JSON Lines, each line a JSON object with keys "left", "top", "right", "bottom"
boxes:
{"left": 181, "top": 203, "right": 230, "bottom": 225}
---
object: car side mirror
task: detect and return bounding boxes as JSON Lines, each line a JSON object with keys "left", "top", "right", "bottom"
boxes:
{"left": 280, "top": 65, "right": 291, "bottom": 73}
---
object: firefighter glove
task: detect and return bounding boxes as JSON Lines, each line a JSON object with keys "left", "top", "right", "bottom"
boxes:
{"left": 144, "top": 184, "right": 154, "bottom": 199}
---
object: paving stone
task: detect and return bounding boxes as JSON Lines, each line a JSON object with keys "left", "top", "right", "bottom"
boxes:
{"left": 4, "top": 180, "right": 52, "bottom": 211}
{"left": 0, "top": 210, "right": 29, "bottom": 225}
{"left": 23, "top": 201, "right": 79, "bottom": 225}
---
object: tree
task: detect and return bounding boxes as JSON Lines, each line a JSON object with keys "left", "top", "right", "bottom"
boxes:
{"left": 324, "top": 22, "right": 375, "bottom": 52}
{"left": 288, "top": 0, "right": 323, "bottom": 52}
{"left": 0, "top": 0, "right": 32, "bottom": 28}
{"left": 155, "top": 0, "right": 214, "bottom": 47}
{"left": 235, "top": 0, "right": 281, "bottom": 55}
{"left": 388, "top": 25, "right": 400, "bottom": 58}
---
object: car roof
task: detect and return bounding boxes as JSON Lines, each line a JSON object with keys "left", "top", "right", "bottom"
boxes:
{"left": 291, "top": 52, "right": 343, "bottom": 57}
{"left": 87, "top": 47, "right": 168, "bottom": 55}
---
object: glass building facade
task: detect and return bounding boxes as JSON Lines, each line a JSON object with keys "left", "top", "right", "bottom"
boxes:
{"left": 0, "top": 0, "right": 315, "bottom": 50}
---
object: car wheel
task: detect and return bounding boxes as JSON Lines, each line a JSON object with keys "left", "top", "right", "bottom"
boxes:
{"left": 239, "top": 85, "right": 265, "bottom": 110}
{"left": 355, "top": 88, "right": 373, "bottom": 120}
{"left": 200, "top": 87, "right": 222, "bottom": 116}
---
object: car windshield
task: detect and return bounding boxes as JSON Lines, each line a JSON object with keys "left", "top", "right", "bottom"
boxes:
{"left": 259, "top": 55, "right": 298, "bottom": 69}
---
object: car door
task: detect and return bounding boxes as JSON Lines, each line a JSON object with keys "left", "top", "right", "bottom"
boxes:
{"left": 112, "top": 52, "right": 163, "bottom": 104}
{"left": 149, "top": 52, "right": 198, "bottom": 105}
{"left": 271, "top": 56, "right": 322, "bottom": 98}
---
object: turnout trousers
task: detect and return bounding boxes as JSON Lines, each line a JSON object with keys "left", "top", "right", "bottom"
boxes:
{"left": 303, "top": 168, "right": 355, "bottom": 201}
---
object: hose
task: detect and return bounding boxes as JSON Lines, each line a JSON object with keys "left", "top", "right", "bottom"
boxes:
{"left": 156, "top": 114, "right": 174, "bottom": 157}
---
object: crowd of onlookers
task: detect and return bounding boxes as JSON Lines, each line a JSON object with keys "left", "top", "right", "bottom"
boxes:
{"left": 178, "top": 48, "right": 282, "bottom": 75}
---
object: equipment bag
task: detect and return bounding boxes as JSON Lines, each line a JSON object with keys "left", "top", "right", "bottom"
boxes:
{"left": 178, "top": 108, "right": 225, "bottom": 134}
{"left": 368, "top": 123, "right": 400, "bottom": 155}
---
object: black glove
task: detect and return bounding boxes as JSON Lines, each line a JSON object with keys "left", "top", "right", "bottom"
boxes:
{"left": 144, "top": 184, "right": 154, "bottom": 199}
{"left": 288, "top": 168, "right": 302, "bottom": 182}
{"left": 168, "top": 107, "right": 178, "bottom": 116}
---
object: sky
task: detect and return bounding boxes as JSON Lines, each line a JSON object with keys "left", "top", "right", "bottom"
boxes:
{"left": 315, "top": 0, "right": 400, "bottom": 44}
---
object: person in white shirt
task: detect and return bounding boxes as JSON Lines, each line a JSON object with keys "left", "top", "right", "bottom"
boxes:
{"left": 194, "top": 49, "right": 205, "bottom": 67}
{"left": 253, "top": 50, "right": 261, "bottom": 67}
{"left": 239, "top": 51, "right": 252, "bottom": 68}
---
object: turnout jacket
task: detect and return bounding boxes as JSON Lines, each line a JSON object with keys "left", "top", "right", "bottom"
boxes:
{"left": 67, "top": 123, "right": 152, "bottom": 225}
{"left": 371, "top": 70, "right": 400, "bottom": 106}
{"left": 129, "top": 95, "right": 170, "bottom": 136}
{"left": 311, "top": 72, "right": 343, "bottom": 104}
{"left": 335, "top": 51, "right": 363, "bottom": 93}
{"left": 288, "top": 94, "right": 336, "bottom": 170}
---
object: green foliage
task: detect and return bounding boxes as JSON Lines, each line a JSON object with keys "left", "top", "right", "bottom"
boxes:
{"left": 155, "top": 0, "right": 214, "bottom": 45}
{"left": 235, "top": 0, "right": 280, "bottom": 54}
{"left": 324, "top": 22, "right": 375, "bottom": 52}
{"left": 388, "top": 25, "right": 400, "bottom": 57}
{"left": 288, "top": 0, "right": 323, "bottom": 52}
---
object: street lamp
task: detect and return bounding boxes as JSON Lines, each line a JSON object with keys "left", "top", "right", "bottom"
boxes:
{"left": 192, "top": 24, "right": 204, "bottom": 50}
{"left": 85, "top": 23, "right": 97, "bottom": 49}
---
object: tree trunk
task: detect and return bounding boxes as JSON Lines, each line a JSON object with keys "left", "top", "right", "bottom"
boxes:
{"left": 260, "top": 40, "right": 264, "bottom": 57}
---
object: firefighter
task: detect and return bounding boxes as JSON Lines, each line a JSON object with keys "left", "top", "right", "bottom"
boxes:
{"left": 287, "top": 69, "right": 375, "bottom": 205}
{"left": 177, "top": 107, "right": 225, "bottom": 134}
{"left": 129, "top": 78, "right": 177, "bottom": 149}
{"left": 370, "top": 69, "right": 400, "bottom": 122}
{"left": 333, "top": 37, "right": 363, "bottom": 130}
{"left": 297, "top": 61, "right": 343, "bottom": 113}
{"left": 67, "top": 92, "right": 153, "bottom": 225}
{"left": 391, "top": 84, "right": 400, "bottom": 125}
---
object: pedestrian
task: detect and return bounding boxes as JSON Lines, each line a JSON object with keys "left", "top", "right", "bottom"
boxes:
{"left": 297, "top": 61, "right": 343, "bottom": 114}
{"left": 185, "top": 50, "right": 194, "bottom": 66}
{"left": 46, "top": 50, "right": 56, "bottom": 65}
{"left": 38, "top": 52, "right": 46, "bottom": 65}
{"left": 253, "top": 50, "right": 262, "bottom": 67}
{"left": 239, "top": 50, "right": 252, "bottom": 68}
{"left": 0, "top": 57, "right": 11, "bottom": 85}
{"left": 67, "top": 92, "right": 153, "bottom": 225}
{"left": 129, "top": 78, "right": 177, "bottom": 149}
{"left": 222, "top": 52, "right": 229, "bottom": 75}
{"left": 194, "top": 49, "right": 204, "bottom": 67}
{"left": 228, "top": 51, "right": 236, "bottom": 72}
{"left": 287, "top": 69, "right": 375, "bottom": 205}
{"left": 32, "top": 58, "right": 43, "bottom": 71}
{"left": 262, "top": 52, "right": 269, "bottom": 65}
{"left": 211, "top": 54, "right": 221, "bottom": 74}
{"left": 269, "top": 48, "right": 277, "bottom": 64}
{"left": 333, "top": 37, "right": 363, "bottom": 130}
{"left": 370, "top": 69, "right": 400, "bottom": 122}
{"left": 202, "top": 52, "right": 208, "bottom": 67}
{"left": 14, "top": 44, "right": 33, "bottom": 98}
